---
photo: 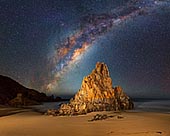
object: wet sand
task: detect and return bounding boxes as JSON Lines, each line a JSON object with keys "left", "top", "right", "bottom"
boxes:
{"left": 0, "top": 107, "right": 31, "bottom": 117}
{"left": 0, "top": 109, "right": 169, "bottom": 136}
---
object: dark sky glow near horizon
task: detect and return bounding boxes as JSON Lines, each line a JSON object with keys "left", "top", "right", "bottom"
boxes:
{"left": 0, "top": 0, "right": 170, "bottom": 98}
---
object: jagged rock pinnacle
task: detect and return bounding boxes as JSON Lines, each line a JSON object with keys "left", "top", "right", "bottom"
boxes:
{"left": 47, "top": 62, "right": 134, "bottom": 116}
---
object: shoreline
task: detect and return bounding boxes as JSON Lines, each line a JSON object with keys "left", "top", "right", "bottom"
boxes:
{"left": 1, "top": 102, "right": 170, "bottom": 117}
{"left": 0, "top": 105, "right": 43, "bottom": 117}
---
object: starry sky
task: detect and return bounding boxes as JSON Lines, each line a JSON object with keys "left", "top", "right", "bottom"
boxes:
{"left": 0, "top": 0, "right": 170, "bottom": 98}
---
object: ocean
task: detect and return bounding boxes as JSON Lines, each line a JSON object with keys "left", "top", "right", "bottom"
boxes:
{"left": 133, "top": 99, "right": 170, "bottom": 113}
{"left": 30, "top": 99, "right": 170, "bottom": 114}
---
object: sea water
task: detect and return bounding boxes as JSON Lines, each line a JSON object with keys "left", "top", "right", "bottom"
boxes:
{"left": 134, "top": 99, "right": 170, "bottom": 113}
{"left": 30, "top": 99, "right": 170, "bottom": 114}
{"left": 30, "top": 101, "right": 69, "bottom": 113}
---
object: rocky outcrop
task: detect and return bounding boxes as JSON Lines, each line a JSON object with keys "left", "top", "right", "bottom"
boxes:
{"left": 9, "top": 93, "right": 40, "bottom": 107}
{"left": 47, "top": 62, "right": 134, "bottom": 116}
{"left": 0, "top": 75, "right": 62, "bottom": 106}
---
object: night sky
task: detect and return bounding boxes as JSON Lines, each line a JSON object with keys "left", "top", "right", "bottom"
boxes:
{"left": 0, "top": 0, "right": 170, "bottom": 98}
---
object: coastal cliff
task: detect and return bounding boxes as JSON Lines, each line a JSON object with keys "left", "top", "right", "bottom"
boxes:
{"left": 0, "top": 75, "right": 62, "bottom": 106}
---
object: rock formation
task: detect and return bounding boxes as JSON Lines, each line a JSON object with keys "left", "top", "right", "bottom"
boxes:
{"left": 9, "top": 93, "right": 40, "bottom": 107}
{"left": 47, "top": 62, "right": 134, "bottom": 116}
{"left": 0, "top": 75, "right": 62, "bottom": 106}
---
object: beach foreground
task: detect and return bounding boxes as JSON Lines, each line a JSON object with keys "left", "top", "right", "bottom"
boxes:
{"left": 0, "top": 110, "right": 169, "bottom": 136}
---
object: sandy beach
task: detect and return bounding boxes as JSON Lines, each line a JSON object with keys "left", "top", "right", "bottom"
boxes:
{"left": 0, "top": 108, "right": 169, "bottom": 136}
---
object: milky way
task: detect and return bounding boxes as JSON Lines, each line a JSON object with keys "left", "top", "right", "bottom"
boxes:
{"left": 0, "top": 0, "right": 170, "bottom": 98}
{"left": 46, "top": 0, "right": 170, "bottom": 92}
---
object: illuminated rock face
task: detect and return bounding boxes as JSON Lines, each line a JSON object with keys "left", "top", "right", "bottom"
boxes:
{"left": 50, "top": 62, "right": 134, "bottom": 115}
